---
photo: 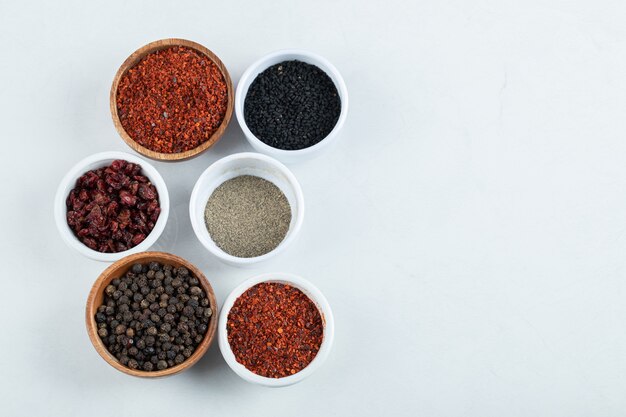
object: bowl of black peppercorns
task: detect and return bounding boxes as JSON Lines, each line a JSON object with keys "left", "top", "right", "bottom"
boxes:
{"left": 86, "top": 251, "right": 217, "bottom": 377}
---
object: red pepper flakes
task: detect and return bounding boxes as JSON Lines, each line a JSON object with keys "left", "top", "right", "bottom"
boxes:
{"left": 116, "top": 46, "right": 228, "bottom": 154}
{"left": 227, "top": 282, "right": 323, "bottom": 378}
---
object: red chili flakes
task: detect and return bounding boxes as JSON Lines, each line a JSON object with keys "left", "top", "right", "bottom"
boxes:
{"left": 116, "top": 46, "right": 228, "bottom": 154}
{"left": 66, "top": 160, "right": 160, "bottom": 253}
{"left": 227, "top": 282, "right": 324, "bottom": 378}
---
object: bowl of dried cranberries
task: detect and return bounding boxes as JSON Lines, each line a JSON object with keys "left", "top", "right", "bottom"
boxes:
{"left": 55, "top": 151, "right": 170, "bottom": 262}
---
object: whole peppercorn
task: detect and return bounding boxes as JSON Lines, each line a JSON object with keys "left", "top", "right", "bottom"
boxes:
{"left": 182, "top": 306, "right": 195, "bottom": 317}
{"left": 143, "top": 362, "right": 154, "bottom": 371}
{"left": 145, "top": 335, "right": 156, "bottom": 346}
{"left": 128, "top": 359, "right": 139, "bottom": 369}
{"left": 98, "top": 328, "right": 108, "bottom": 338}
{"left": 105, "top": 285, "right": 116, "bottom": 296}
{"left": 157, "top": 360, "right": 168, "bottom": 370}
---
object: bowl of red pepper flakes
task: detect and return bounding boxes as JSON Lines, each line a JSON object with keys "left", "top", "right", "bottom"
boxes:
{"left": 110, "top": 39, "right": 234, "bottom": 161}
{"left": 218, "top": 272, "right": 334, "bottom": 387}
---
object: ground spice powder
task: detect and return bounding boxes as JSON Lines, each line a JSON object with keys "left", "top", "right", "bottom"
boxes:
{"left": 227, "top": 282, "right": 323, "bottom": 378}
{"left": 116, "top": 46, "right": 228, "bottom": 153}
{"left": 204, "top": 175, "right": 291, "bottom": 258}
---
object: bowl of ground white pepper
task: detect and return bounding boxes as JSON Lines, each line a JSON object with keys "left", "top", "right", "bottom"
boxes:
{"left": 218, "top": 272, "right": 334, "bottom": 387}
{"left": 86, "top": 251, "right": 218, "bottom": 377}
{"left": 235, "top": 49, "right": 348, "bottom": 163}
{"left": 189, "top": 152, "right": 304, "bottom": 266}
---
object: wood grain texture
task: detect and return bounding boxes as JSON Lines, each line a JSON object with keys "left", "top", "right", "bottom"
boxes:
{"left": 85, "top": 251, "right": 218, "bottom": 378}
{"left": 110, "top": 38, "right": 234, "bottom": 161}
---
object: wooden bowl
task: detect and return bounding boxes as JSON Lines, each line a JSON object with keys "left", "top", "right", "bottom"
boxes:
{"left": 86, "top": 251, "right": 218, "bottom": 378}
{"left": 110, "top": 39, "right": 234, "bottom": 161}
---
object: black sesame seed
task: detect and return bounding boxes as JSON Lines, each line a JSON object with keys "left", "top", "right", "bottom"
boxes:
{"left": 244, "top": 60, "right": 341, "bottom": 150}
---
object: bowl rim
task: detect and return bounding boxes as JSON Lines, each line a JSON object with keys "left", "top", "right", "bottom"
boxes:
{"left": 218, "top": 272, "right": 334, "bottom": 387}
{"left": 110, "top": 38, "right": 234, "bottom": 161}
{"left": 54, "top": 151, "right": 170, "bottom": 262}
{"left": 189, "top": 152, "right": 304, "bottom": 265}
{"left": 235, "top": 48, "right": 349, "bottom": 159}
{"left": 85, "top": 251, "right": 218, "bottom": 378}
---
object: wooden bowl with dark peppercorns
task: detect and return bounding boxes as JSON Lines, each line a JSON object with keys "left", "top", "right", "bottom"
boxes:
{"left": 110, "top": 38, "right": 234, "bottom": 161}
{"left": 86, "top": 251, "right": 218, "bottom": 377}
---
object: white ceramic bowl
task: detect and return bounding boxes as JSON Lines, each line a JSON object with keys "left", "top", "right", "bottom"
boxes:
{"left": 235, "top": 49, "right": 349, "bottom": 164}
{"left": 218, "top": 272, "right": 334, "bottom": 387}
{"left": 54, "top": 151, "right": 170, "bottom": 262}
{"left": 189, "top": 152, "right": 304, "bottom": 267}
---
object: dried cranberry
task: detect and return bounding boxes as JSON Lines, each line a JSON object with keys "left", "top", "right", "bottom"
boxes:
{"left": 65, "top": 160, "right": 160, "bottom": 253}
{"left": 138, "top": 184, "right": 156, "bottom": 200}
{"left": 119, "top": 190, "right": 137, "bottom": 206}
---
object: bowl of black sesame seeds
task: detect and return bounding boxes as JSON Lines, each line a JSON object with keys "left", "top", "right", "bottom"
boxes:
{"left": 235, "top": 49, "right": 348, "bottom": 163}
{"left": 86, "top": 251, "right": 218, "bottom": 377}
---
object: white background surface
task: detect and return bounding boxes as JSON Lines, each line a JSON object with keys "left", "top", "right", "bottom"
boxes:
{"left": 1, "top": 1, "right": 626, "bottom": 416}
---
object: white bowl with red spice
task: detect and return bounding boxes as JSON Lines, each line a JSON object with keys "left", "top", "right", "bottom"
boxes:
{"left": 235, "top": 49, "right": 349, "bottom": 164}
{"left": 54, "top": 151, "right": 170, "bottom": 262}
{"left": 189, "top": 152, "right": 304, "bottom": 267}
{"left": 218, "top": 272, "right": 334, "bottom": 387}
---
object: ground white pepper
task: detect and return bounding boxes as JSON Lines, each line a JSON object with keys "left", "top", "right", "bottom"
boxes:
{"left": 204, "top": 175, "right": 291, "bottom": 257}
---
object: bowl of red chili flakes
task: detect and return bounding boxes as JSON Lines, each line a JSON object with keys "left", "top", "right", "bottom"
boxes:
{"left": 55, "top": 151, "right": 169, "bottom": 262}
{"left": 110, "top": 38, "right": 234, "bottom": 161}
{"left": 218, "top": 272, "right": 334, "bottom": 387}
